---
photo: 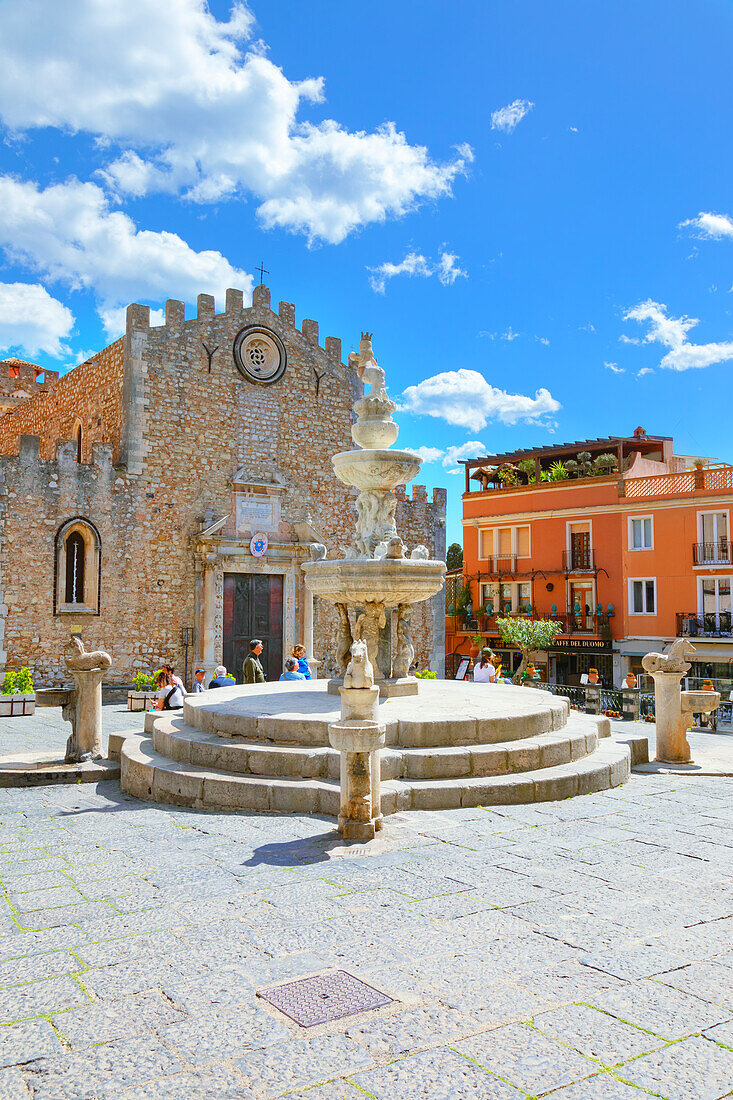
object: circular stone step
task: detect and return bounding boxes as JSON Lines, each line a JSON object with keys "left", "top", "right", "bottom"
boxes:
{"left": 181, "top": 680, "right": 568, "bottom": 748}
{"left": 120, "top": 732, "right": 630, "bottom": 814}
{"left": 150, "top": 714, "right": 599, "bottom": 781}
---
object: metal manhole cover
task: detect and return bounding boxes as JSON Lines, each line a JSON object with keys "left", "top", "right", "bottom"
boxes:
{"left": 257, "top": 969, "right": 392, "bottom": 1027}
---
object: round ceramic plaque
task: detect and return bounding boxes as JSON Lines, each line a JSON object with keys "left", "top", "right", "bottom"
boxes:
{"left": 250, "top": 532, "right": 268, "bottom": 557}
{"left": 233, "top": 325, "right": 287, "bottom": 385}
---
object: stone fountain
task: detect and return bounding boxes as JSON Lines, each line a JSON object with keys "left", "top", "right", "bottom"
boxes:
{"left": 119, "top": 333, "right": 634, "bottom": 823}
{"left": 302, "top": 333, "right": 446, "bottom": 695}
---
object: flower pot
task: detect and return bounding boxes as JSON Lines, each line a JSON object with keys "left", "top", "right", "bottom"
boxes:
{"left": 469, "top": 643, "right": 481, "bottom": 658}
{"left": 127, "top": 690, "right": 158, "bottom": 712}
{"left": 624, "top": 674, "right": 637, "bottom": 689}
{"left": 0, "top": 693, "right": 35, "bottom": 717}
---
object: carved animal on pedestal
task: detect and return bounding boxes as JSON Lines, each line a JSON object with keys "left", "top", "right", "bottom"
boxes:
{"left": 66, "top": 637, "right": 112, "bottom": 672}
{"left": 641, "top": 638, "right": 696, "bottom": 674}
{"left": 309, "top": 543, "right": 327, "bottom": 561}
{"left": 410, "top": 544, "right": 430, "bottom": 560}
{"left": 343, "top": 639, "right": 374, "bottom": 690}
{"left": 335, "top": 603, "right": 353, "bottom": 675}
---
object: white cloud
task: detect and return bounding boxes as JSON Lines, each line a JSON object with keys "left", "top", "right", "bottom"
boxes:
{"left": 569, "top": 126, "right": 578, "bottom": 133}
{"left": 604, "top": 361, "right": 625, "bottom": 374}
{"left": 491, "top": 99, "right": 534, "bottom": 133}
{"left": 680, "top": 212, "right": 733, "bottom": 240}
{"left": 442, "top": 441, "right": 486, "bottom": 468}
{"left": 535, "top": 335, "right": 550, "bottom": 346}
{"left": 0, "top": 0, "right": 470, "bottom": 245}
{"left": 99, "top": 306, "right": 166, "bottom": 339}
{"left": 0, "top": 176, "right": 251, "bottom": 335}
{"left": 412, "top": 446, "right": 445, "bottom": 464}
{"left": 399, "top": 368, "right": 560, "bottom": 432}
{"left": 368, "top": 249, "right": 466, "bottom": 294}
{"left": 436, "top": 251, "right": 466, "bottom": 286}
{"left": 623, "top": 298, "right": 733, "bottom": 372}
{"left": 0, "top": 281, "right": 74, "bottom": 357}
{"left": 637, "top": 367, "right": 654, "bottom": 377}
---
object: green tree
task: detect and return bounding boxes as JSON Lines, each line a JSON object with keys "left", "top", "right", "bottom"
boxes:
{"left": 496, "top": 617, "right": 562, "bottom": 684}
{"left": 446, "top": 543, "right": 463, "bottom": 571}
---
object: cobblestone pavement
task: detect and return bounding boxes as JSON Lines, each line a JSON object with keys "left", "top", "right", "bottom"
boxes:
{"left": 0, "top": 704, "right": 144, "bottom": 759}
{"left": 0, "top": 774, "right": 731, "bottom": 1098}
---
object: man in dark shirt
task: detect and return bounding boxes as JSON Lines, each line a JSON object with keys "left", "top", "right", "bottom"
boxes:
{"left": 243, "top": 639, "right": 266, "bottom": 684}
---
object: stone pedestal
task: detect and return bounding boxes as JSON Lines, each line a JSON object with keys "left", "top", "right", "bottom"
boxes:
{"left": 64, "top": 668, "right": 105, "bottom": 763}
{"left": 651, "top": 674, "right": 720, "bottom": 764}
{"left": 328, "top": 719, "right": 385, "bottom": 841}
{"left": 652, "top": 672, "right": 688, "bottom": 763}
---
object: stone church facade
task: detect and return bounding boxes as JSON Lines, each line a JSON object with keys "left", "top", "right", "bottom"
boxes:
{"left": 0, "top": 285, "right": 445, "bottom": 687}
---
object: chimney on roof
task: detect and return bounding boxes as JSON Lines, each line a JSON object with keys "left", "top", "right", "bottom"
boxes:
{"left": 633, "top": 426, "right": 647, "bottom": 437}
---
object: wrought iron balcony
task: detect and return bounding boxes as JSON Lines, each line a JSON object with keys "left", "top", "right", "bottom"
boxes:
{"left": 562, "top": 548, "right": 595, "bottom": 572}
{"left": 677, "top": 611, "right": 733, "bottom": 638}
{"left": 693, "top": 540, "right": 731, "bottom": 566}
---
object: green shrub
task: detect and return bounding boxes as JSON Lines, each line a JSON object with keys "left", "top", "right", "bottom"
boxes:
{"left": 2, "top": 667, "right": 34, "bottom": 695}
{"left": 132, "top": 671, "right": 157, "bottom": 692}
{"left": 415, "top": 669, "right": 437, "bottom": 679}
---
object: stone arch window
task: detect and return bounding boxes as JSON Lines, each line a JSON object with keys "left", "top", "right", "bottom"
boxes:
{"left": 54, "top": 518, "right": 101, "bottom": 615}
{"left": 73, "top": 419, "right": 83, "bottom": 462}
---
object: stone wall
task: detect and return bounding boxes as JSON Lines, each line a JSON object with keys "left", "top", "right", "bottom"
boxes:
{"left": 0, "top": 342, "right": 124, "bottom": 461}
{"left": 0, "top": 283, "right": 444, "bottom": 684}
{"left": 0, "top": 438, "right": 137, "bottom": 682}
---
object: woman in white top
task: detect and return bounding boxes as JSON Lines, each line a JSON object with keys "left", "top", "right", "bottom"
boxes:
{"left": 473, "top": 649, "right": 496, "bottom": 684}
{"left": 155, "top": 669, "right": 185, "bottom": 711}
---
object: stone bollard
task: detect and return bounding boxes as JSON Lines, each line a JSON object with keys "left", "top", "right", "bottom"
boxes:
{"left": 585, "top": 686, "right": 601, "bottom": 714}
{"left": 63, "top": 637, "right": 112, "bottom": 763}
{"left": 622, "top": 688, "right": 639, "bottom": 722}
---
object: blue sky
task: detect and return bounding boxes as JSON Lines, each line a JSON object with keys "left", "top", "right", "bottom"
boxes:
{"left": 0, "top": 0, "right": 731, "bottom": 543}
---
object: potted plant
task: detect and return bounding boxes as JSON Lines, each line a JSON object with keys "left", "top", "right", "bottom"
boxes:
{"left": 624, "top": 672, "right": 637, "bottom": 689}
{"left": 495, "top": 617, "right": 562, "bottom": 684}
{"left": 0, "top": 667, "right": 35, "bottom": 716}
{"left": 128, "top": 670, "right": 160, "bottom": 711}
{"left": 587, "top": 667, "right": 599, "bottom": 685}
{"left": 469, "top": 634, "right": 483, "bottom": 658}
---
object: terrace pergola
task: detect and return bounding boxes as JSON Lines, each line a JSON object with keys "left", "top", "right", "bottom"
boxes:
{"left": 461, "top": 428, "right": 673, "bottom": 493}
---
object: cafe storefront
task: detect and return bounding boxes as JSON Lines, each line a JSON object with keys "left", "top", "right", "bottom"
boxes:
{"left": 547, "top": 638, "right": 614, "bottom": 686}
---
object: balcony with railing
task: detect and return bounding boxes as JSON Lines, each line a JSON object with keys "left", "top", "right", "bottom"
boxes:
{"left": 448, "top": 609, "right": 610, "bottom": 638}
{"left": 693, "top": 540, "right": 731, "bottom": 566}
{"left": 676, "top": 611, "right": 733, "bottom": 638}
{"left": 562, "top": 547, "right": 595, "bottom": 572}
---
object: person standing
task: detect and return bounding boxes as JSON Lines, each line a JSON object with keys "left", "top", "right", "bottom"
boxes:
{"left": 192, "top": 668, "right": 206, "bottom": 693}
{"left": 291, "top": 644, "right": 311, "bottom": 680}
{"left": 243, "top": 639, "right": 266, "bottom": 685}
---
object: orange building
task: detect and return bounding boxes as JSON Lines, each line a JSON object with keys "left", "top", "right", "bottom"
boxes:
{"left": 446, "top": 428, "right": 733, "bottom": 687}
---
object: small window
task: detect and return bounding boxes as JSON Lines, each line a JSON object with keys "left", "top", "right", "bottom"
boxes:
{"left": 630, "top": 516, "right": 653, "bottom": 550}
{"left": 630, "top": 578, "right": 656, "bottom": 614}
{"left": 74, "top": 422, "right": 83, "bottom": 463}
{"left": 517, "top": 525, "right": 530, "bottom": 556}
{"left": 54, "top": 518, "right": 101, "bottom": 615}
{"left": 65, "top": 532, "right": 85, "bottom": 603}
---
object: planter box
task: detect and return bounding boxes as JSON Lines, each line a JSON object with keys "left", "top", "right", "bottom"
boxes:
{"left": 127, "top": 691, "right": 158, "bottom": 712}
{"left": 0, "top": 693, "right": 36, "bottom": 717}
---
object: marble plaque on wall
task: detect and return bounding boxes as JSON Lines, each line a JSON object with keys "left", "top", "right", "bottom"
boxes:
{"left": 236, "top": 494, "right": 278, "bottom": 534}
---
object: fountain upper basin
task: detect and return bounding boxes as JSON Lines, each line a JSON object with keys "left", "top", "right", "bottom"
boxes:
{"left": 302, "top": 557, "right": 445, "bottom": 608}
{"left": 332, "top": 448, "right": 422, "bottom": 492}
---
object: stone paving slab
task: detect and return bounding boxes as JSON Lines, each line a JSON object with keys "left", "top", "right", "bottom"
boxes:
{"left": 0, "top": 772, "right": 729, "bottom": 1096}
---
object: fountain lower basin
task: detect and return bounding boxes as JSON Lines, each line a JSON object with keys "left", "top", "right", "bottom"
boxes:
{"left": 302, "top": 557, "right": 445, "bottom": 608}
